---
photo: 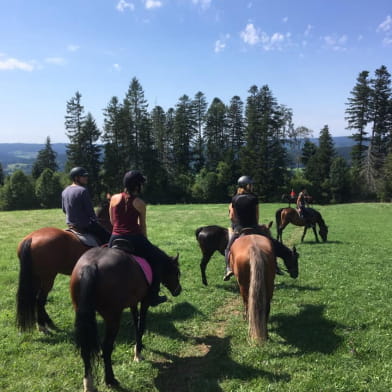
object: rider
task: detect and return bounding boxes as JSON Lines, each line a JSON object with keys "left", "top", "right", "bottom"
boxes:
{"left": 108, "top": 170, "right": 170, "bottom": 307}
{"left": 223, "top": 175, "right": 299, "bottom": 281}
{"left": 62, "top": 167, "right": 111, "bottom": 245}
{"left": 297, "top": 187, "right": 311, "bottom": 225}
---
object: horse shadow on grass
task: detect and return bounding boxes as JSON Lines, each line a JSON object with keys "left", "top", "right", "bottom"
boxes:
{"left": 271, "top": 304, "right": 345, "bottom": 355}
{"left": 152, "top": 335, "right": 290, "bottom": 392}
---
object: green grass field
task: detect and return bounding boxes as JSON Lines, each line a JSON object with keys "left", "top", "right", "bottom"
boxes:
{"left": 0, "top": 203, "right": 391, "bottom": 392}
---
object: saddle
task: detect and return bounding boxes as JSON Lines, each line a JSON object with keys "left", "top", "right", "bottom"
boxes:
{"left": 65, "top": 228, "right": 99, "bottom": 247}
{"left": 238, "top": 226, "right": 270, "bottom": 238}
{"left": 111, "top": 238, "right": 153, "bottom": 285}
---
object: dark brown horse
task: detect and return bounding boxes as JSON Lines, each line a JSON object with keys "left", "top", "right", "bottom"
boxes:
{"left": 229, "top": 235, "right": 297, "bottom": 343}
{"left": 195, "top": 222, "right": 273, "bottom": 286}
{"left": 275, "top": 207, "right": 328, "bottom": 243}
{"left": 195, "top": 225, "right": 228, "bottom": 286}
{"left": 70, "top": 246, "right": 181, "bottom": 392}
{"left": 16, "top": 202, "right": 111, "bottom": 334}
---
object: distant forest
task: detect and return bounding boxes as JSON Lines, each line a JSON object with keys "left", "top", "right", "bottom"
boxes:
{"left": 0, "top": 64, "right": 391, "bottom": 210}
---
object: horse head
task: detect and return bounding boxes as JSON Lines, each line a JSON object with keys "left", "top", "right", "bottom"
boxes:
{"left": 285, "top": 246, "right": 299, "bottom": 279}
{"left": 162, "top": 253, "right": 182, "bottom": 297}
{"left": 319, "top": 224, "right": 328, "bottom": 242}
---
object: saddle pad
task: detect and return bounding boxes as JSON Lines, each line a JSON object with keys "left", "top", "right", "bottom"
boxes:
{"left": 65, "top": 229, "right": 99, "bottom": 247}
{"left": 132, "top": 255, "right": 153, "bottom": 285}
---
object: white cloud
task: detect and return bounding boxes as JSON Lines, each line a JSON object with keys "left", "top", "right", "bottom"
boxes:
{"left": 304, "top": 24, "right": 313, "bottom": 37}
{"left": 323, "top": 34, "right": 348, "bottom": 51}
{"left": 67, "top": 44, "right": 80, "bottom": 52}
{"left": 377, "top": 15, "right": 392, "bottom": 32}
{"left": 214, "top": 33, "right": 230, "bottom": 53}
{"left": 192, "top": 0, "right": 211, "bottom": 10}
{"left": 116, "top": 0, "right": 135, "bottom": 12}
{"left": 282, "top": 16, "right": 288, "bottom": 23}
{"left": 113, "top": 63, "right": 121, "bottom": 71}
{"left": 0, "top": 56, "right": 34, "bottom": 71}
{"left": 377, "top": 15, "right": 392, "bottom": 46}
{"left": 45, "top": 57, "right": 66, "bottom": 65}
{"left": 240, "top": 23, "right": 260, "bottom": 45}
{"left": 240, "top": 23, "right": 289, "bottom": 51}
{"left": 145, "top": 0, "right": 162, "bottom": 9}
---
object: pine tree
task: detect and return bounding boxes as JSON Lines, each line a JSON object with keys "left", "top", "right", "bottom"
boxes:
{"left": 370, "top": 65, "right": 392, "bottom": 155}
{"left": 32, "top": 136, "right": 58, "bottom": 179}
{"left": 65, "top": 91, "right": 85, "bottom": 171}
{"left": 102, "top": 96, "right": 127, "bottom": 193}
{"left": 35, "top": 168, "right": 62, "bottom": 208}
{"left": 204, "top": 97, "right": 227, "bottom": 170}
{"left": 0, "top": 162, "right": 4, "bottom": 186}
{"left": 345, "top": 70, "right": 371, "bottom": 170}
{"left": 79, "top": 113, "right": 102, "bottom": 200}
{"left": 192, "top": 91, "right": 208, "bottom": 172}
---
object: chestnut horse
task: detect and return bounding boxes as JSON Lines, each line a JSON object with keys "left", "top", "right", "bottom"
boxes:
{"left": 229, "top": 235, "right": 298, "bottom": 343}
{"left": 195, "top": 222, "right": 273, "bottom": 286}
{"left": 71, "top": 246, "right": 181, "bottom": 392}
{"left": 16, "top": 202, "right": 111, "bottom": 333}
{"left": 275, "top": 207, "right": 328, "bottom": 243}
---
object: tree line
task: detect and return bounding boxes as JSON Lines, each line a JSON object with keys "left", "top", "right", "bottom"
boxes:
{"left": 0, "top": 65, "right": 391, "bottom": 211}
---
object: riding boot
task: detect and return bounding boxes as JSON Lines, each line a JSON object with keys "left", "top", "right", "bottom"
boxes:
{"left": 223, "top": 230, "right": 236, "bottom": 281}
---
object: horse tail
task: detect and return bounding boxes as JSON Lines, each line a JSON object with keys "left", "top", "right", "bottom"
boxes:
{"left": 248, "top": 241, "right": 268, "bottom": 342}
{"left": 275, "top": 208, "right": 283, "bottom": 237}
{"left": 16, "top": 238, "right": 37, "bottom": 331}
{"left": 74, "top": 264, "right": 100, "bottom": 375}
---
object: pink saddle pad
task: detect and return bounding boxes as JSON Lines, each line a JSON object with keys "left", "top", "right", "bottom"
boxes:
{"left": 132, "top": 255, "right": 153, "bottom": 285}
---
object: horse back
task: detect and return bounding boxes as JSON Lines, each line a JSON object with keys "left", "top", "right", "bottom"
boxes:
{"left": 19, "top": 227, "right": 88, "bottom": 275}
{"left": 71, "top": 247, "right": 148, "bottom": 312}
{"left": 196, "top": 225, "right": 228, "bottom": 253}
{"left": 230, "top": 235, "right": 274, "bottom": 281}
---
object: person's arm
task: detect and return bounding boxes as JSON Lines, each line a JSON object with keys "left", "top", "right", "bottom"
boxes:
{"left": 109, "top": 193, "right": 122, "bottom": 225}
{"left": 296, "top": 193, "right": 302, "bottom": 208}
{"left": 133, "top": 197, "right": 147, "bottom": 237}
{"left": 82, "top": 189, "right": 97, "bottom": 221}
{"left": 229, "top": 203, "right": 236, "bottom": 223}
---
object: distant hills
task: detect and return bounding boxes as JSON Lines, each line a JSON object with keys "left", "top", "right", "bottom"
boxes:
{"left": 0, "top": 137, "right": 354, "bottom": 175}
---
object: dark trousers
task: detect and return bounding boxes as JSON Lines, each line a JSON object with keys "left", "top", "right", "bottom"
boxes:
{"left": 86, "top": 221, "right": 111, "bottom": 245}
{"left": 109, "top": 233, "right": 167, "bottom": 297}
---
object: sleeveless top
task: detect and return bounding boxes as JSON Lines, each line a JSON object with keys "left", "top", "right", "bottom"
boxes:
{"left": 232, "top": 193, "right": 258, "bottom": 229}
{"left": 111, "top": 192, "right": 142, "bottom": 236}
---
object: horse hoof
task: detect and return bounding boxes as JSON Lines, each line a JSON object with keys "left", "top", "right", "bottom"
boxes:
{"left": 106, "top": 378, "right": 119, "bottom": 387}
{"left": 37, "top": 325, "right": 51, "bottom": 335}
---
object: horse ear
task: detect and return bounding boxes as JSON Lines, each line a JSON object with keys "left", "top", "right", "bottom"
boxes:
{"left": 173, "top": 253, "right": 179, "bottom": 263}
{"left": 268, "top": 221, "right": 273, "bottom": 228}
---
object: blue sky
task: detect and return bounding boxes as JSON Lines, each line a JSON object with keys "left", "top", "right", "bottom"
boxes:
{"left": 1, "top": 0, "right": 391, "bottom": 143}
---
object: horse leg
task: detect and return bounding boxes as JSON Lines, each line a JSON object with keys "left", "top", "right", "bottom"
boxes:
{"left": 36, "top": 276, "right": 58, "bottom": 333}
{"left": 312, "top": 226, "right": 320, "bottom": 242}
{"left": 200, "top": 251, "right": 213, "bottom": 286}
{"left": 102, "top": 315, "right": 121, "bottom": 387}
{"left": 301, "top": 227, "right": 307, "bottom": 242}
{"left": 133, "top": 302, "right": 149, "bottom": 362}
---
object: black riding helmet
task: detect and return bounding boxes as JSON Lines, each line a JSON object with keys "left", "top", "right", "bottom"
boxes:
{"left": 70, "top": 167, "right": 88, "bottom": 180}
{"left": 237, "top": 175, "right": 253, "bottom": 188}
{"left": 123, "top": 170, "right": 146, "bottom": 191}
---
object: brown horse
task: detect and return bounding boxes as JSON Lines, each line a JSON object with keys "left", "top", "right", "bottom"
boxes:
{"left": 70, "top": 246, "right": 181, "bottom": 392}
{"left": 229, "top": 235, "right": 294, "bottom": 343}
{"left": 195, "top": 222, "right": 273, "bottom": 286}
{"left": 16, "top": 202, "right": 111, "bottom": 334}
{"left": 275, "top": 207, "right": 328, "bottom": 243}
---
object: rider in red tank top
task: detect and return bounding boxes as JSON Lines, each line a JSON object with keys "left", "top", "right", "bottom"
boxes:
{"left": 111, "top": 192, "right": 142, "bottom": 236}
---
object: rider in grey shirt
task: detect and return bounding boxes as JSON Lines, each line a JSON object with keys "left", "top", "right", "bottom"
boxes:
{"left": 62, "top": 167, "right": 110, "bottom": 245}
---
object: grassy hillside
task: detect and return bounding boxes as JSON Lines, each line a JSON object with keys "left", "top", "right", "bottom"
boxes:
{"left": 0, "top": 203, "right": 391, "bottom": 391}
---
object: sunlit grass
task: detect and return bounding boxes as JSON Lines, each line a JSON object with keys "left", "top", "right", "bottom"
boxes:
{"left": 0, "top": 203, "right": 391, "bottom": 391}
